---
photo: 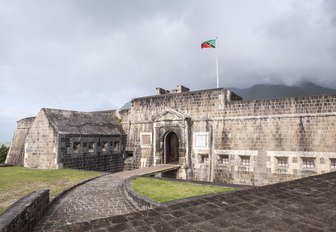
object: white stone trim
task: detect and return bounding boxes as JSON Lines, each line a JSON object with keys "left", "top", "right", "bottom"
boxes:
{"left": 215, "top": 112, "right": 336, "bottom": 121}
{"left": 267, "top": 151, "right": 336, "bottom": 158}
{"left": 215, "top": 150, "right": 258, "bottom": 156}
{"left": 193, "top": 132, "right": 209, "bottom": 150}
{"left": 214, "top": 150, "right": 258, "bottom": 172}
{"left": 266, "top": 151, "right": 336, "bottom": 174}
{"left": 140, "top": 132, "right": 152, "bottom": 148}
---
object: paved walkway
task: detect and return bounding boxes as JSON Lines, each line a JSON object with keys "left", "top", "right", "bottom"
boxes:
{"left": 34, "top": 164, "right": 179, "bottom": 231}
{"left": 44, "top": 172, "right": 336, "bottom": 232}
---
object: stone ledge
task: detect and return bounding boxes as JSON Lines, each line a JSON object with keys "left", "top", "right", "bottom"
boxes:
{"left": 0, "top": 172, "right": 106, "bottom": 232}
{"left": 0, "top": 189, "right": 49, "bottom": 232}
{"left": 123, "top": 176, "right": 162, "bottom": 210}
{"left": 122, "top": 176, "right": 249, "bottom": 209}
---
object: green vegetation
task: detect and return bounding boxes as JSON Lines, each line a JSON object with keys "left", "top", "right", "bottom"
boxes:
{"left": 131, "top": 177, "right": 236, "bottom": 203}
{"left": 0, "top": 145, "right": 9, "bottom": 163}
{"left": 0, "top": 167, "right": 101, "bottom": 214}
{"left": 113, "top": 116, "right": 122, "bottom": 125}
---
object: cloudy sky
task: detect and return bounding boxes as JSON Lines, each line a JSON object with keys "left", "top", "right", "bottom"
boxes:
{"left": 1, "top": 0, "right": 336, "bottom": 142}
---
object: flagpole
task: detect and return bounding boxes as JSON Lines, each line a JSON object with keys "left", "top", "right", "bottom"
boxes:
{"left": 215, "top": 37, "right": 219, "bottom": 88}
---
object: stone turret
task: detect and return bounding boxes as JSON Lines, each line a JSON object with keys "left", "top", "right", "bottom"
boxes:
{"left": 6, "top": 117, "right": 35, "bottom": 166}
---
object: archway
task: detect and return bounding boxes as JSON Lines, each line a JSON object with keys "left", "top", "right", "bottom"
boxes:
{"left": 164, "top": 132, "right": 179, "bottom": 164}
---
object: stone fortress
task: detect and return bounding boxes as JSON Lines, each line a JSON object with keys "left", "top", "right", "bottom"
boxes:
{"left": 6, "top": 85, "right": 336, "bottom": 186}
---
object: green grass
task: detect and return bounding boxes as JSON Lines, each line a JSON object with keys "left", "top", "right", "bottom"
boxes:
{"left": 131, "top": 178, "right": 237, "bottom": 203}
{"left": 0, "top": 166, "right": 101, "bottom": 214}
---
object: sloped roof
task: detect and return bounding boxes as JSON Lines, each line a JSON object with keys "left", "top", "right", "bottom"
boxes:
{"left": 42, "top": 108, "right": 123, "bottom": 135}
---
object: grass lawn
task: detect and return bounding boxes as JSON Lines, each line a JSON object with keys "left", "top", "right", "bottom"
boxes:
{"left": 0, "top": 166, "right": 101, "bottom": 214}
{"left": 131, "top": 177, "right": 237, "bottom": 203}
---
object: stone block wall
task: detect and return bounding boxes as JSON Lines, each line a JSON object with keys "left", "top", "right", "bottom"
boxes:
{"left": 121, "top": 87, "right": 336, "bottom": 186}
{"left": 6, "top": 117, "right": 35, "bottom": 166}
{"left": 24, "top": 111, "right": 58, "bottom": 169}
{"left": 223, "top": 95, "right": 336, "bottom": 117}
{"left": 0, "top": 190, "right": 49, "bottom": 232}
{"left": 58, "top": 134, "right": 125, "bottom": 172}
{"left": 122, "top": 89, "right": 235, "bottom": 170}
{"left": 189, "top": 95, "right": 336, "bottom": 185}
{"left": 129, "top": 88, "right": 233, "bottom": 121}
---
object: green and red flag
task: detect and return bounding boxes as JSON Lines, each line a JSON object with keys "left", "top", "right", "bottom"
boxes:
{"left": 201, "top": 39, "right": 216, "bottom": 49}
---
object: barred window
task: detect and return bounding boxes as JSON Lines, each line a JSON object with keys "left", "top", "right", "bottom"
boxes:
{"left": 102, "top": 142, "right": 108, "bottom": 152}
{"left": 240, "top": 156, "right": 250, "bottom": 166}
{"left": 88, "top": 142, "right": 95, "bottom": 153}
{"left": 330, "top": 159, "right": 336, "bottom": 169}
{"left": 114, "top": 141, "right": 120, "bottom": 150}
{"left": 200, "top": 154, "right": 209, "bottom": 163}
{"left": 276, "top": 157, "right": 288, "bottom": 167}
{"left": 302, "top": 158, "right": 315, "bottom": 168}
{"left": 73, "top": 142, "right": 80, "bottom": 153}
{"left": 218, "top": 155, "right": 229, "bottom": 165}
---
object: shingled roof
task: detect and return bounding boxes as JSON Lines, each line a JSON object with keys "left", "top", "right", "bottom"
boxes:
{"left": 41, "top": 108, "right": 123, "bottom": 135}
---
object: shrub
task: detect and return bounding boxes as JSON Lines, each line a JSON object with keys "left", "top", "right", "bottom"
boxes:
{"left": 0, "top": 145, "right": 9, "bottom": 163}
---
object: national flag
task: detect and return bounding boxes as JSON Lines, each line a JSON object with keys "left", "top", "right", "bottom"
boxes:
{"left": 201, "top": 39, "right": 216, "bottom": 49}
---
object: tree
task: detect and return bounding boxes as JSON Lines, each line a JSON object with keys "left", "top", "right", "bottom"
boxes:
{"left": 0, "top": 145, "right": 9, "bottom": 163}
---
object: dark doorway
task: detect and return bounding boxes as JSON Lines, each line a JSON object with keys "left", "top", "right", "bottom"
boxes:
{"left": 164, "top": 132, "right": 179, "bottom": 164}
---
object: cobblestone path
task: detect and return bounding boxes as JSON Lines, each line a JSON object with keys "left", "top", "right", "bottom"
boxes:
{"left": 34, "top": 164, "right": 179, "bottom": 231}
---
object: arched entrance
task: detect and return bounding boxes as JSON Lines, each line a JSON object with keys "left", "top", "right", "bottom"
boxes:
{"left": 164, "top": 132, "right": 179, "bottom": 164}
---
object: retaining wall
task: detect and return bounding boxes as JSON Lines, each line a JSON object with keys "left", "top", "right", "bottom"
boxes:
{"left": 0, "top": 190, "right": 49, "bottom": 232}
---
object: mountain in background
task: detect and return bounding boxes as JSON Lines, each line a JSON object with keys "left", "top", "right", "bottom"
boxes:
{"left": 229, "top": 82, "right": 336, "bottom": 100}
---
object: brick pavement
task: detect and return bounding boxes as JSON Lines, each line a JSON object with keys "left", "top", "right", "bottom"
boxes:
{"left": 34, "top": 164, "right": 179, "bottom": 231}
{"left": 41, "top": 171, "right": 336, "bottom": 231}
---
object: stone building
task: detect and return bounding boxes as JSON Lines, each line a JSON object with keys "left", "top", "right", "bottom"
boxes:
{"left": 7, "top": 108, "right": 125, "bottom": 172}
{"left": 6, "top": 85, "right": 336, "bottom": 185}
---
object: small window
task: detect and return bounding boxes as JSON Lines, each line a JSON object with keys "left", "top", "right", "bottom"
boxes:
{"left": 102, "top": 142, "right": 108, "bottom": 152}
{"left": 292, "top": 157, "right": 297, "bottom": 163}
{"left": 114, "top": 141, "right": 120, "bottom": 150}
{"left": 240, "top": 156, "right": 250, "bottom": 166}
{"left": 88, "top": 142, "right": 95, "bottom": 153}
{"left": 200, "top": 154, "right": 209, "bottom": 163}
{"left": 330, "top": 159, "right": 336, "bottom": 169}
{"left": 73, "top": 142, "right": 80, "bottom": 153}
{"left": 126, "top": 151, "right": 133, "bottom": 158}
{"left": 218, "top": 155, "right": 229, "bottom": 165}
{"left": 276, "top": 157, "right": 288, "bottom": 167}
{"left": 82, "top": 142, "right": 87, "bottom": 148}
{"left": 302, "top": 157, "right": 315, "bottom": 168}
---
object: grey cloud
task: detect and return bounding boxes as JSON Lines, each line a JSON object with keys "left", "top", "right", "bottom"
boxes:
{"left": 1, "top": 0, "right": 336, "bottom": 142}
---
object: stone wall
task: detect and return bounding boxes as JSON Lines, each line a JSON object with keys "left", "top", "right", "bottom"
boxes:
{"left": 121, "top": 87, "right": 336, "bottom": 186}
{"left": 0, "top": 190, "right": 49, "bottom": 232}
{"left": 191, "top": 96, "right": 336, "bottom": 185}
{"left": 121, "top": 88, "right": 235, "bottom": 170}
{"left": 58, "top": 134, "right": 125, "bottom": 172}
{"left": 5, "top": 117, "right": 35, "bottom": 166}
{"left": 129, "top": 88, "right": 234, "bottom": 121}
{"left": 224, "top": 95, "right": 336, "bottom": 117}
{"left": 24, "top": 111, "right": 58, "bottom": 169}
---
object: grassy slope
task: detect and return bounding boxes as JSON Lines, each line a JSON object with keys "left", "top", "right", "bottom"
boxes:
{"left": 0, "top": 167, "right": 101, "bottom": 214}
{"left": 131, "top": 178, "right": 236, "bottom": 203}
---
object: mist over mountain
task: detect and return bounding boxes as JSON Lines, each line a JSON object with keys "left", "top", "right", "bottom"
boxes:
{"left": 229, "top": 82, "right": 336, "bottom": 100}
